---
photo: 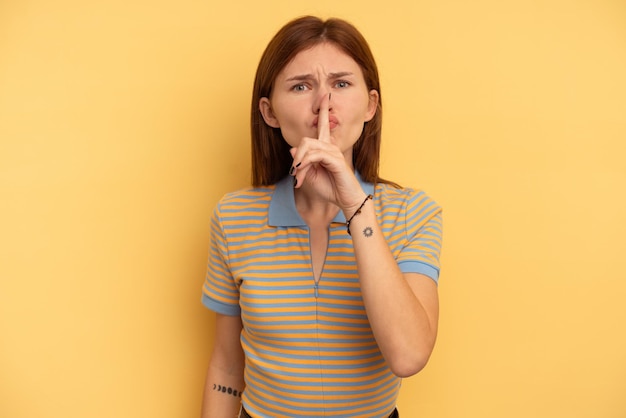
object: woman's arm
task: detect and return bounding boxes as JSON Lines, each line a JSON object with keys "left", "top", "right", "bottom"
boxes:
{"left": 345, "top": 197, "right": 439, "bottom": 378}
{"left": 289, "top": 94, "right": 440, "bottom": 378}
{"left": 201, "top": 313, "right": 245, "bottom": 418}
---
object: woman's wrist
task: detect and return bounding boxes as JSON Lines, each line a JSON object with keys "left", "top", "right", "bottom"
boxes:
{"left": 342, "top": 192, "right": 369, "bottom": 217}
{"left": 344, "top": 194, "right": 373, "bottom": 235}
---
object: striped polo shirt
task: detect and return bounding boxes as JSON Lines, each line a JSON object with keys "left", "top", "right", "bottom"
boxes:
{"left": 202, "top": 174, "right": 442, "bottom": 417}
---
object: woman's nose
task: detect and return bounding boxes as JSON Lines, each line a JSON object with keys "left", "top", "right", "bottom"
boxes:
{"left": 313, "top": 90, "right": 333, "bottom": 114}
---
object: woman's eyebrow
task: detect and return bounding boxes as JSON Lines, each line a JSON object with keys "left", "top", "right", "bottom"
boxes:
{"left": 328, "top": 71, "right": 354, "bottom": 79}
{"left": 284, "top": 74, "right": 314, "bottom": 82}
{"left": 284, "top": 71, "right": 355, "bottom": 82}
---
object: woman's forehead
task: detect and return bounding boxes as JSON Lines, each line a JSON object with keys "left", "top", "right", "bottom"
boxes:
{"left": 277, "top": 43, "right": 363, "bottom": 80}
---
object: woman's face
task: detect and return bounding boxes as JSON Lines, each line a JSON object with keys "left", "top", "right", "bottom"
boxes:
{"left": 259, "top": 43, "right": 378, "bottom": 158}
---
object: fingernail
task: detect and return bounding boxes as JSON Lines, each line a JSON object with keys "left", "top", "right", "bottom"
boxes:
{"left": 293, "top": 177, "right": 298, "bottom": 188}
{"left": 289, "top": 166, "right": 295, "bottom": 176}
{"left": 329, "top": 93, "right": 332, "bottom": 102}
{"left": 295, "top": 162, "right": 301, "bottom": 168}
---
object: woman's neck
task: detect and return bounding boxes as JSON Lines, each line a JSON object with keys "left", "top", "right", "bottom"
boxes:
{"left": 294, "top": 185, "right": 340, "bottom": 227}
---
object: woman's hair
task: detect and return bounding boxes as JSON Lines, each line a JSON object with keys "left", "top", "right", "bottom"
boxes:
{"left": 251, "top": 16, "right": 396, "bottom": 187}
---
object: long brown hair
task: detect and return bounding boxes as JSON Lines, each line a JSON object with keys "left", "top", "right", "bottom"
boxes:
{"left": 251, "top": 16, "right": 396, "bottom": 187}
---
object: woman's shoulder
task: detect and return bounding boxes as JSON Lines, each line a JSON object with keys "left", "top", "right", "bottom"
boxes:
{"left": 220, "top": 185, "right": 274, "bottom": 200}
{"left": 374, "top": 183, "right": 442, "bottom": 234}
{"left": 214, "top": 185, "right": 276, "bottom": 212}
{"left": 375, "top": 182, "right": 440, "bottom": 209}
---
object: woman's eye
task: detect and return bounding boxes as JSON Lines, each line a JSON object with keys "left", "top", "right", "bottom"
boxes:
{"left": 336, "top": 81, "right": 350, "bottom": 88}
{"left": 292, "top": 84, "right": 308, "bottom": 92}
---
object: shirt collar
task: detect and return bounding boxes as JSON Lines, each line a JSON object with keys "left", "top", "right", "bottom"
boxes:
{"left": 268, "top": 171, "right": 375, "bottom": 227}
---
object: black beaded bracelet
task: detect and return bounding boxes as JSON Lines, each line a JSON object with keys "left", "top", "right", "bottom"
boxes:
{"left": 346, "top": 194, "right": 373, "bottom": 235}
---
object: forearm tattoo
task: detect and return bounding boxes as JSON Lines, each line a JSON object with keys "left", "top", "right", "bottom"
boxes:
{"left": 363, "top": 226, "right": 374, "bottom": 237}
{"left": 212, "top": 383, "right": 242, "bottom": 398}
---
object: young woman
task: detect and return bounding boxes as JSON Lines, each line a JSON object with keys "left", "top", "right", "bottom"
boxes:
{"left": 201, "top": 16, "right": 443, "bottom": 418}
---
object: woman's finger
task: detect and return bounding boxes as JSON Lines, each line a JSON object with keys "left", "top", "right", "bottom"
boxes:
{"left": 317, "top": 93, "right": 331, "bottom": 143}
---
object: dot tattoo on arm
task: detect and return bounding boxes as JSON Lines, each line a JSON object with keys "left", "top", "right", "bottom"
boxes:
{"left": 212, "top": 383, "right": 242, "bottom": 398}
{"left": 363, "top": 226, "right": 373, "bottom": 237}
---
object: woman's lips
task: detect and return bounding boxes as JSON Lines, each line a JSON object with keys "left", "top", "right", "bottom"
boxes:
{"left": 312, "top": 116, "right": 339, "bottom": 130}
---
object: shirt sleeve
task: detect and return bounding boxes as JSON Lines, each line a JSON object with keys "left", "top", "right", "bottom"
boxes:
{"left": 396, "top": 190, "right": 443, "bottom": 284}
{"left": 201, "top": 202, "right": 241, "bottom": 316}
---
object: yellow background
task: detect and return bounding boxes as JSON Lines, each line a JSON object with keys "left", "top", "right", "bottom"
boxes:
{"left": 1, "top": 0, "right": 625, "bottom": 417}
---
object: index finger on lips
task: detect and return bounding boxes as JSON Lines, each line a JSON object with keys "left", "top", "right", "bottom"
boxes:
{"left": 318, "top": 93, "right": 331, "bottom": 143}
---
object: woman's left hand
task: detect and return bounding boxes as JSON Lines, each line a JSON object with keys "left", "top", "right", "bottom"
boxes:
{"left": 290, "top": 93, "right": 367, "bottom": 214}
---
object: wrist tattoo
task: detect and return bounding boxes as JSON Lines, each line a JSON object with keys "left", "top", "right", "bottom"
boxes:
{"left": 212, "top": 383, "right": 242, "bottom": 397}
{"left": 363, "top": 226, "right": 373, "bottom": 237}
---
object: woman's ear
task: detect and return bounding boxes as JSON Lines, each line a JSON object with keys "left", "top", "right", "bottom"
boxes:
{"left": 259, "top": 97, "right": 280, "bottom": 128}
{"left": 365, "top": 89, "right": 380, "bottom": 122}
